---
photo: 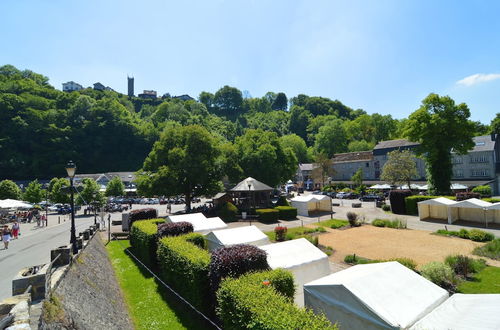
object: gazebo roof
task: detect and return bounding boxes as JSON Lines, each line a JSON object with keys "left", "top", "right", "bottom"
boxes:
{"left": 230, "top": 177, "right": 273, "bottom": 192}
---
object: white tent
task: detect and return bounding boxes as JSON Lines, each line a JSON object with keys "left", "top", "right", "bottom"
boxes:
{"left": 205, "top": 225, "right": 270, "bottom": 251}
{"left": 450, "top": 183, "right": 468, "bottom": 190}
{"left": 411, "top": 294, "right": 500, "bottom": 330}
{"left": 290, "top": 195, "right": 331, "bottom": 216}
{"left": 418, "top": 184, "right": 429, "bottom": 191}
{"left": 486, "top": 202, "right": 500, "bottom": 224}
{"left": 0, "top": 199, "right": 33, "bottom": 209}
{"left": 304, "top": 262, "right": 448, "bottom": 330}
{"left": 166, "top": 212, "right": 227, "bottom": 235}
{"left": 448, "top": 198, "right": 492, "bottom": 224}
{"left": 260, "top": 238, "right": 331, "bottom": 306}
{"left": 417, "top": 197, "right": 457, "bottom": 221}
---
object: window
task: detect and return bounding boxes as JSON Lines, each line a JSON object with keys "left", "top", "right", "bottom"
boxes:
{"left": 470, "top": 154, "right": 488, "bottom": 163}
{"left": 452, "top": 156, "right": 463, "bottom": 164}
{"left": 475, "top": 141, "right": 485, "bottom": 146}
{"left": 365, "top": 162, "right": 369, "bottom": 168}
{"left": 453, "top": 169, "right": 464, "bottom": 178}
{"left": 471, "top": 169, "right": 489, "bottom": 177}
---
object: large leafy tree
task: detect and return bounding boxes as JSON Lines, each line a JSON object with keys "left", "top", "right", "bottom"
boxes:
{"left": 491, "top": 113, "right": 500, "bottom": 134}
{"left": 213, "top": 86, "right": 244, "bottom": 119}
{"left": 137, "top": 125, "right": 223, "bottom": 211}
{"left": 351, "top": 168, "right": 364, "bottom": 186}
{"left": 0, "top": 179, "right": 22, "bottom": 199}
{"left": 105, "top": 176, "right": 125, "bottom": 197}
{"left": 271, "top": 92, "right": 288, "bottom": 111}
{"left": 380, "top": 150, "right": 417, "bottom": 188}
{"left": 49, "top": 177, "right": 70, "bottom": 204}
{"left": 23, "top": 179, "right": 44, "bottom": 203}
{"left": 234, "top": 129, "right": 297, "bottom": 187}
{"left": 404, "top": 93, "right": 475, "bottom": 194}
{"left": 280, "top": 134, "right": 309, "bottom": 163}
{"left": 76, "top": 178, "right": 105, "bottom": 206}
{"left": 314, "top": 119, "right": 348, "bottom": 157}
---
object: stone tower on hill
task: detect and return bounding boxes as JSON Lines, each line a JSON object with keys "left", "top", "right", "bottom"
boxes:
{"left": 127, "top": 76, "right": 134, "bottom": 97}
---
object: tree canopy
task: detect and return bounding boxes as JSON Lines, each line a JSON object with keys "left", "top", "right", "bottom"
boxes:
{"left": 404, "top": 93, "right": 475, "bottom": 194}
{"left": 23, "top": 179, "right": 44, "bottom": 203}
{"left": 105, "top": 176, "right": 125, "bottom": 197}
{"left": 0, "top": 179, "right": 22, "bottom": 200}
{"left": 380, "top": 150, "right": 418, "bottom": 187}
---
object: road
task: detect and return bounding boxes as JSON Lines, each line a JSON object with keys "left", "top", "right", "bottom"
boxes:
{"left": 0, "top": 212, "right": 95, "bottom": 301}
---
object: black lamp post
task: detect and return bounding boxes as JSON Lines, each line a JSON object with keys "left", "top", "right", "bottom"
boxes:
{"left": 44, "top": 183, "right": 49, "bottom": 226}
{"left": 65, "top": 160, "right": 77, "bottom": 254}
{"left": 92, "top": 192, "right": 97, "bottom": 225}
{"left": 248, "top": 183, "right": 252, "bottom": 226}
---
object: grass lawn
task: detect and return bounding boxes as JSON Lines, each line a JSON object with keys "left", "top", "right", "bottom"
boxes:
{"left": 106, "top": 240, "right": 212, "bottom": 330}
{"left": 458, "top": 266, "right": 500, "bottom": 293}
{"left": 312, "top": 219, "right": 349, "bottom": 229}
{"left": 264, "top": 226, "right": 326, "bottom": 242}
{"left": 473, "top": 238, "right": 500, "bottom": 260}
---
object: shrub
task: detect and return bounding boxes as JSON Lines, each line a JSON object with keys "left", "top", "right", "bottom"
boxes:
{"left": 157, "top": 235, "right": 211, "bottom": 313}
{"left": 381, "top": 204, "right": 391, "bottom": 212}
{"left": 372, "top": 219, "right": 388, "bottom": 227}
{"left": 347, "top": 211, "right": 360, "bottom": 227}
{"left": 386, "top": 258, "right": 417, "bottom": 271}
{"left": 372, "top": 218, "right": 406, "bottom": 229}
{"left": 157, "top": 221, "right": 193, "bottom": 238}
{"left": 445, "top": 255, "right": 486, "bottom": 278}
{"left": 455, "top": 192, "right": 481, "bottom": 201}
{"left": 217, "top": 201, "right": 238, "bottom": 222}
{"left": 276, "top": 195, "right": 290, "bottom": 206}
{"left": 473, "top": 239, "right": 500, "bottom": 260}
{"left": 183, "top": 232, "right": 206, "bottom": 249}
{"left": 458, "top": 228, "right": 469, "bottom": 239}
{"left": 209, "top": 244, "right": 270, "bottom": 294}
{"left": 306, "top": 235, "right": 319, "bottom": 247}
{"left": 404, "top": 195, "right": 441, "bottom": 215}
{"left": 344, "top": 254, "right": 357, "bottom": 263}
{"left": 467, "top": 229, "right": 495, "bottom": 242}
{"left": 275, "top": 206, "right": 297, "bottom": 220}
{"left": 420, "top": 261, "right": 456, "bottom": 292}
{"left": 472, "top": 185, "right": 492, "bottom": 197}
{"left": 274, "top": 226, "right": 287, "bottom": 242}
{"left": 483, "top": 197, "right": 500, "bottom": 203}
{"left": 129, "top": 208, "right": 158, "bottom": 226}
{"left": 129, "top": 218, "right": 164, "bottom": 268}
{"left": 256, "top": 208, "right": 279, "bottom": 223}
{"left": 389, "top": 190, "right": 412, "bottom": 214}
{"left": 216, "top": 270, "right": 336, "bottom": 330}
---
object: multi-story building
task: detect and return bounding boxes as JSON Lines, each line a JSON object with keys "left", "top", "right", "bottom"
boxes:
{"left": 295, "top": 163, "right": 318, "bottom": 190}
{"left": 93, "top": 82, "right": 105, "bottom": 91}
{"left": 138, "top": 90, "right": 157, "bottom": 99}
{"left": 62, "top": 81, "right": 83, "bottom": 92}
{"left": 326, "top": 134, "right": 500, "bottom": 194}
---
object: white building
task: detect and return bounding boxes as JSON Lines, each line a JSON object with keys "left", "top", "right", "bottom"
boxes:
{"left": 62, "top": 81, "right": 83, "bottom": 92}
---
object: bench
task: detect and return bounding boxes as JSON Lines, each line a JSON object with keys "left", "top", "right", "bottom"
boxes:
{"left": 111, "top": 232, "right": 129, "bottom": 240}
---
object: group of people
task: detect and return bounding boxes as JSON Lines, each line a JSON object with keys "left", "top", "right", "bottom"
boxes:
{"left": 1, "top": 221, "right": 20, "bottom": 249}
{"left": 10, "top": 210, "right": 47, "bottom": 226}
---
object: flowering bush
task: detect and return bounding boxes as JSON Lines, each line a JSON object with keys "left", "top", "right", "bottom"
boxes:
{"left": 274, "top": 226, "right": 287, "bottom": 241}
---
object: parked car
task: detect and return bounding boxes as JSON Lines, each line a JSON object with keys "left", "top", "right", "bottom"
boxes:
{"left": 344, "top": 192, "right": 359, "bottom": 199}
{"left": 336, "top": 192, "right": 348, "bottom": 199}
{"left": 312, "top": 190, "right": 322, "bottom": 195}
{"left": 359, "top": 194, "right": 385, "bottom": 202}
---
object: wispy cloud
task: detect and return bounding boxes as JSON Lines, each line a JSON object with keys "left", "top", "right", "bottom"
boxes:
{"left": 456, "top": 73, "right": 500, "bottom": 86}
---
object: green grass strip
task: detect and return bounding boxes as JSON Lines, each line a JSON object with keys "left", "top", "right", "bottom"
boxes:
{"left": 106, "top": 240, "right": 210, "bottom": 330}
{"left": 457, "top": 266, "right": 500, "bottom": 294}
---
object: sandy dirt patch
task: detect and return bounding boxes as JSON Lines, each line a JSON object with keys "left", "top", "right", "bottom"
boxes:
{"left": 317, "top": 225, "right": 490, "bottom": 268}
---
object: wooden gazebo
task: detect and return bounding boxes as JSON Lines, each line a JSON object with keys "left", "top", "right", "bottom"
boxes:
{"left": 230, "top": 177, "right": 273, "bottom": 209}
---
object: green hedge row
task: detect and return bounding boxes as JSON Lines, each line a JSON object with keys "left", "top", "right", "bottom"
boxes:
{"left": 130, "top": 219, "right": 164, "bottom": 268}
{"left": 157, "top": 235, "right": 211, "bottom": 313}
{"left": 256, "top": 208, "right": 279, "bottom": 222}
{"left": 484, "top": 197, "right": 500, "bottom": 203}
{"left": 275, "top": 206, "right": 297, "bottom": 220}
{"left": 217, "top": 270, "right": 336, "bottom": 330}
{"left": 404, "top": 196, "right": 442, "bottom": 215}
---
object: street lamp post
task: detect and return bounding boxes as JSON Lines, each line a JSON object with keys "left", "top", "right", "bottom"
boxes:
{"left": 65, "top": 160, "right": 77, "bottom": 254}
{"left": 248, "top": 183, "right": 252, "bottom": 226}
{"left": 44, "top": 183, "right": 49, "bottom": 226}
{"left": 92, "top": 193, "right": 97, "bottom": 225}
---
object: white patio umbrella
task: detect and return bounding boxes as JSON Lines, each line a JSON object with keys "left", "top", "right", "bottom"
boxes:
{"left": 0, "top": 199, "right": 33, "bottom": 209}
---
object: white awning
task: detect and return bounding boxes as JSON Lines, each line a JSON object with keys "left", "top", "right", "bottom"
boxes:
{"left": 0, "top": 199, "right": 33, "bottom": 209}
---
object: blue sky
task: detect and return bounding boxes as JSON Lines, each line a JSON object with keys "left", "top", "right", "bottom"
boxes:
{"left": 1, "top": 0, "right": 499, "bottom": 123}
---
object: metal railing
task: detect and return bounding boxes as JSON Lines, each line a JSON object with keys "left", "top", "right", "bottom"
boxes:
{"left": 45, "top": 253, "right": 61, "bottom": 296}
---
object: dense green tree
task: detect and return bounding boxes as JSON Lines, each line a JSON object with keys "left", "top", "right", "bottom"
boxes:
{"left": 470, "top": 120, "right": 490, "bottom": 136}
{"left": 404, "top": 93, "right": 475, "bottom": 194}
{"left": 0, "top": 179, "right": 22, "bottom": 199}
{"left": 76, "top": 178, "right": 105, "bottom": 206}
{"left": 233, "top": 129, "right": 297, "bottom": 187}
{"left": 271, "top": 92, "right": 288, "bottom": 111}
{"left": 348, "top": 140, "right": 375, "bottom": 152}
{"left": 213, "top": 86, "right": 244, "bottom": 119}
{"left": 306, "top": 115, "right": 338, "bottom": 145}
{"left": 380, "top": 150, "right": 417, "bottom": 188}
{"left": 314, "top": 119, "right": 348, "bottom": 157}
{"left": 49, "top": 178, "right": 70, "bottom": 204}
{"left": 288, "top": 106, "right": 311, "bottom": 142}
{"left": 351, "top": 168, "right": 364, "bottom": 186}
{"left": 243, "top": 97, "right": 272, "bottom": 113}
{"left": 245, "top": 111, "right": 290, "bottom": 136}
{"left": 280, "top": 134, "right": 309, "bottom": 163}
{"left": 23, "top": 179, "right": 44, "bottom": 203}
{"left": 105, "top": 176, "right": 125, "bottom": 197}
{"left": 490, "top": 113, "right": 500, "bottom": 134}
{"left": 137, "top": 125, "right": 223, "bottom": 211}
{"left": 199, "top": 91, "right": 215, "bottom": 112}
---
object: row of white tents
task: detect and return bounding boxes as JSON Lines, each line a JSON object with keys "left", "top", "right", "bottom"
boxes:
{"left": 166, "top": 212, "right": 331, "bottom": 306}
{"left": 418, "top": 197, "right": 500, "bottom": 225}
{"left": 290, "top": 195, "right": 331, "bottom": 216}
{"left": 369, "top": 183, "right": 470, "bottom": 191}
{"left": 304, "top": 261, "right": 500, "bottom": 329}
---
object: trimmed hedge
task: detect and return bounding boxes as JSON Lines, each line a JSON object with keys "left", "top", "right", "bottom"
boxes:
{"left": 405, "top": 195, "right": 442, "bottom": 215}
{"left": 217, "top": 201, "right": 238, "bottom": 222}
{"left": 275, "top": 206, "right": 297, "bottom": 220}
{"left": 129, "top": 218, "right": 164, "bottom": 268}
{"left": 455, "top": 192, "right": 480, "bottom": 201}
{"left": 484, "top": 197, "right": 500, "bottom": 203}
{"left": 436, "top": 228, "right": 494, "bottom": 242}
{"left": 129, "top": 208, "right": 158, "bottom": 226}
{"left": 389, "top": 190, "right": 412, "bottom": 214}
{"left": 256, "top": 208, "right": 279, "bottom": 223}
{"left": 276, "top": 195, "right": 290, "bottom": 207}
{"left": 183, "top": 232, "right": 206, "bottom": 249}
{"left": 217, "top": 270, "right": 337, "bottom": 330}
{"left": 157, "top": 235, "right": 211, "bottom": 313}
{"left": 209, "top": 244, "right": 269, "bottom": 293}
{"left": 471, "top": 185, "right": 491, "bottom": 197}
{"left": 157, "top": 221, "right": 193, "bottom": 238}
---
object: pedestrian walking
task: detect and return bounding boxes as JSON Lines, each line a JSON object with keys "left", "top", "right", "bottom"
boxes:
{"left": 11, "top": 221, "right": 20, "bottom": 239}
{"left": 2, "top": 225, "right": 12, "bottom": 249}
{"left": 167, "top": 202, "right": 172, "bottom": 214}
{"left": 42, "top": 214, "right": 47, "bottom": 227}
